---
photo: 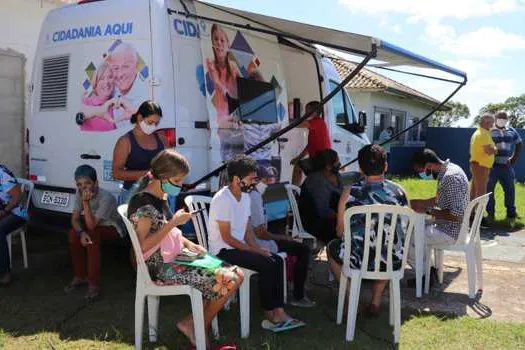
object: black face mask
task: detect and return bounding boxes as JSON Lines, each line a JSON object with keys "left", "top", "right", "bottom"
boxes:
{"left": 240, "top": 179, "right": 255, "bottom": 193}
{"left": 332, "top": 163, "right": 341, "bottom": 174}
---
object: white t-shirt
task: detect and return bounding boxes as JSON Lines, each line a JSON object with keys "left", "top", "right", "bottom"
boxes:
{"left": 208, "top": 186, "right": 251, "bottom": 255}
{"left": 249, "top": 190, "right": 279, "bottom": 254}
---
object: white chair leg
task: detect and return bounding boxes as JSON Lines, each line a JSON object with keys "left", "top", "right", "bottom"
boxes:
{"left": 135, "top": 292, "right": 146, "bottom": 350}
{"left": 7, "top": 234, "right": 12, "bottom": 268}
{"left": 147, "top": 295, "right": 160, "bottom": 342}
{"left": 280, "top": 254, "right": 287, "bottom": 304}
{"left": 424, "top": 247, "right": 432, "bottom": 294}
{"left": 437, "top": 250, "right": 444, "bottom": 284}
{"left": 211, "top": 316, "right": 220, "bottom": 339}
{"left": 345, "top": 277, "right": 362, "bottom": 342}
{"left": 392, "top": 279, "right": 401, "bottom": 343}
{"left": 21, "top": 231, "right": 28, "bottom": 269}
{"left": 389, "top": 280, "right": 394, "bottom": 326}
{"left": 476, "top": 241, "right": 483, "bottom": 291}
{"left": 466, "top": 250, "right": 476, "bottom": 299}
{"left": 336, "top": 275, "right": 348, "bottom": 325}
{"left": 190, "top": 290, "right": 207, "bottom": 350}
{"left": 239, "top": 271, "right": 251, "bottom": 338}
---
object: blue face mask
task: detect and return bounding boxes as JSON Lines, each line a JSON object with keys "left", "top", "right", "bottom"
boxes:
{"left": 418, "top": 169, "right": 435, "bottom": 180}
{"left": 161, "top": 180, "right": 182, "bottom": 197}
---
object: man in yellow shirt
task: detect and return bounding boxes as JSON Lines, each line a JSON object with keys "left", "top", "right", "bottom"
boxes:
{"left": 470, "top": 113, "right": 496, "bottom": 200}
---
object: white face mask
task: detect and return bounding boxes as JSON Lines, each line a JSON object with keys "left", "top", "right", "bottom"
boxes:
{"left": 139, "top": 120, "right": 157, "bottom": 135}
{"left": 495, "top": 119, "right": 507, "bottom": 129}
{"left": 255, "top": 182, "right": 268, "bottom": 195}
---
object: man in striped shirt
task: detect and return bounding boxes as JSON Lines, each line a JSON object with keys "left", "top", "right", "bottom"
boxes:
{"left": 486, "top": 111, "right": 522, "bottom": 226}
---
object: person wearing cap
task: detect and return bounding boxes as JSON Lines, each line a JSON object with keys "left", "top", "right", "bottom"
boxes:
{"left": 0, "top": 164, "right": 27, "bottom": 286}
{"left": 486, "top": 111, "right": 523, "bottom": 226}
{"left": 469, "top": 113, "right": 496, "bottom": 200}
{"left": 250, "top": 165, "right": 315, "bottom": 307}
{"left": 65, "top": 164, "right": 126, "bottom": 299}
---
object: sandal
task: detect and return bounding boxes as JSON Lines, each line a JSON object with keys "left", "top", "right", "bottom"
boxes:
{"left": 84, "top": 287, "right": 100, "bottom": 300}
{"left": 261, "top": 318, "right": 306, "bottom": 333}
{"left": 363, "top": 303, "right": 381, "bottom": 317}
{"left": 64, "top": 279, "right": 88, "bottom": 293}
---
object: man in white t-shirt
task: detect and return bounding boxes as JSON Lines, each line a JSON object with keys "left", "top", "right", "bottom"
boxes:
{"left": 208, "top": 156, "right": 305, "bottom": 331}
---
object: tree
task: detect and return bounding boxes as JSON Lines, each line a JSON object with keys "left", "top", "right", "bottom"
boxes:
{"left": 474, "top": 94, "right": 525, "bottom": 127}
{"left": 432, "top": 101, "right": 470, "bottom": 127}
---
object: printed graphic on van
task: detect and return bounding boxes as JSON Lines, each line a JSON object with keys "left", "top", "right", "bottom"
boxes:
{"left": 200, "top": 23, "right": 287, "bottom": 181}
{"left": 77, "top": 39, "right": 149, "bottom": 132}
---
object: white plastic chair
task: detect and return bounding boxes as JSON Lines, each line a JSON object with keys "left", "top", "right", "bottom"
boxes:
{"left": 117, "top": 205, "right": 218, "bottom": 350}
{"left": 7, "top": 178, "right": 34, "bottom": 269}
{"left": 284, "top": 184, "right": 317, "bottom": 248}
{"left": 424, "top": 193, "right": 490, "bottom": 299}
{"left": 184, "top": 195, "right": 288, "bottom": 338}
{"left": 336, "top": 204, "right": 417, "bottom": 343}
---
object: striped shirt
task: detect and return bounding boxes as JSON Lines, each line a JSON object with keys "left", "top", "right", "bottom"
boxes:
{"left": 436, "top": 160, "right": 469, "bottom": 240}
{"left": 491, "top": 127, "right": 522, "bottom": 165}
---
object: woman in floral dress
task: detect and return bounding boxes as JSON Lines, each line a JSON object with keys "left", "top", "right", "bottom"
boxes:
{"left": 127, "top": 148, "right": 244, "bottom": 347}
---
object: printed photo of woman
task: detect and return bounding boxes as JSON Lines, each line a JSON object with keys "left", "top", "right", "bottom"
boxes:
{"left": 79, "top": 61, "right": 118, "bottom": 132}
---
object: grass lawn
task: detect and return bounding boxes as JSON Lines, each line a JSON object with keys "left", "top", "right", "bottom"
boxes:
{"left": 393, "top": 177, "right": 525, "bottom": 230}
{"left": 2, "top": 229, "right": 525, "bottom": 349}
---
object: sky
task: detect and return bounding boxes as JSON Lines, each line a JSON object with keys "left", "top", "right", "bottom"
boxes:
{"left": 206, "top": 0, "right": 525, "bottom": 126}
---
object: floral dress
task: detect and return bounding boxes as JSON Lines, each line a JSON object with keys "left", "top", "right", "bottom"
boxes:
{"left": 128, "top": 192, "right": 239, "bottom": 300}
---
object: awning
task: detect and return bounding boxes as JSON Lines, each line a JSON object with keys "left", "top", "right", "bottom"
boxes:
{"left": 192, "top": 0, "right": 467, "bottom": 80}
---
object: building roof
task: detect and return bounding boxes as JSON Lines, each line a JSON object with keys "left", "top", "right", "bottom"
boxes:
{"left": 329, "top": 56, "right": 448, "bottom": 110}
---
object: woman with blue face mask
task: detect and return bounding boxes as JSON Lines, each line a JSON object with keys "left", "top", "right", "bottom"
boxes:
{"left": 112, "top": 100, "right": 166, "bottom": 204}
{"left": 127, "top": 149, "right": 244, "bottom": 348}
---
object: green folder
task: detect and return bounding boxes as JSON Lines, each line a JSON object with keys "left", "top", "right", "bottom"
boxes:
{"left": 175, "top": 254, "right": 223, "bottom": 270}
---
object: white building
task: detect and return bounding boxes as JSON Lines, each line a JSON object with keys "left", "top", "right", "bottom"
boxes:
{"left": 331, "top": 58, "right": 448, "bottom": 149}
{"left": 0, "top": 0, "right": 69, "bottom": 175}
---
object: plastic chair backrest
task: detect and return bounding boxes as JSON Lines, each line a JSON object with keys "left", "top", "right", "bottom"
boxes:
{"left": 117, "top": 204, "right": 154, "bottom": 285}
{"left": 343, "top": 204, "right": 416, "bottom": 277}
{"left": 184, "top": 195, "right": 213, "bottom": 250}
{"left": 16, "top": 178, "right": 34, "bottom": 213}
{"left": 455, "top": 193, "right": 491, "bottom": 247}
{"left": 284, "top": 184, "right": 305, "bottom": 233}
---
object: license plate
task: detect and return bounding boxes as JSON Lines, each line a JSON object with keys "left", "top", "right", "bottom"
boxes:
{"left": 41, "top": 191, "right": 70, "bottom": 207}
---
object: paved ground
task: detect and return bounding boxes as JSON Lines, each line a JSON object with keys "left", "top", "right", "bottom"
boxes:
{"left": 308, "top": 227, "right": 525, "bottom": 323}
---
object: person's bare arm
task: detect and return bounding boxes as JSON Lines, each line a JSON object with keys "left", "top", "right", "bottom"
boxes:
{"left": 291, "top": 147, "right": 308, "bottom": 165}
{"left": 80, "top": 97, "right": 117, "bottom": 119}
{"left": 81, "top": 192, "right": 99, "bottom": 231}
{"left": 112, "top": 136, "right": 148, "bottom": 181}
{"left": 428, "top": 208, "right": 462, "bottom": 222}
{"left": 410, "top": 198, "right": 436, "bottom": 213}
{"left": 217, "top": 220, "right": 269, "bottom": 256}
{"left": 134, "top": 209, "right": 191, "bottom": 253}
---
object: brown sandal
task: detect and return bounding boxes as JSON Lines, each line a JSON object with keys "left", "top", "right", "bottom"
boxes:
{"left": 84, "top": 287, "right": 100, "bottom": 300}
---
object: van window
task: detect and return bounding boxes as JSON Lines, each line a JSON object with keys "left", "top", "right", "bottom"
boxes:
{"left": 329, "top": 80, "right": 357, "bottom": 129}
{"left": 40, "top": 56, "right": 70, "bottom": 110}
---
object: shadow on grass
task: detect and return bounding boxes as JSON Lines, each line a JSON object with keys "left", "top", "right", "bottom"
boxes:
{"left": 0, "top": 229, "right": 484, "bottom": 350}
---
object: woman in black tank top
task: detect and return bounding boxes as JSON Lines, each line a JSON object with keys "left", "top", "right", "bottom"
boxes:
{"left": 112, "top": 101, "right": 165, "bottom": 203}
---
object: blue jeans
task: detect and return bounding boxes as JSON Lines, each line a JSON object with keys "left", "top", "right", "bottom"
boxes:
{"left": 487, "top": 164, "right": 516, "bottom": 217}
{"left": 0, "top": 214, "right": 26, "bottom": 274}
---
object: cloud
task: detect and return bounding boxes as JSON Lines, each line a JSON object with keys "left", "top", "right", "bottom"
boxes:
{"left": 391, "top": 24, "right": 402, "bottom": 34}
{"left": 338, "top": 0, "right": 524, "bottom": 22}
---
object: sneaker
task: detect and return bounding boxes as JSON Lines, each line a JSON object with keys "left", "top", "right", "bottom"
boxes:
{"left": 290, "top": 296, "right": 316, "bottom": 308}
{"left": 481, "top": 215, "right": 495, "bottom": 227}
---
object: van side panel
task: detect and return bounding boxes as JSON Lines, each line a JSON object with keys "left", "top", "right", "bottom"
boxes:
{"left": 30, "top": 0, "right": 153, "bottom": 212}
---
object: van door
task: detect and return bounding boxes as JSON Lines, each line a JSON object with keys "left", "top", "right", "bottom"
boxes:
{"left": 168, "top": 11, "right": 210, "bottom": 186}
{"left": 29, "top": 1, "right": 153, "bottom": 212}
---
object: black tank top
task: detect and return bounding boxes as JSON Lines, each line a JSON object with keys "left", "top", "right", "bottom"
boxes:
{"left": 123, "top": 131, "right": 164, "bottom": 190}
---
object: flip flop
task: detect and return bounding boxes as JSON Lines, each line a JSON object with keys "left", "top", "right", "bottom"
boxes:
{"left": 64, "top": 280, "right": 88, "bottom": 293}
{"left": 261, "top": 318, "right": 306, "bottom": 333}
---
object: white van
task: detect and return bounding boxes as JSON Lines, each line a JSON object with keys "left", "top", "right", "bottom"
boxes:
{"left": 27, "top": 0, "right": 466, "bottom": 224}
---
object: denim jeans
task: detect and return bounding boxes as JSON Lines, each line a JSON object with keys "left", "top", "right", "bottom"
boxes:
{"left": 0, "top": 214, "right": 26, "bottom": 274}
{"left": 487, "top": 164, "right": 516, "bottom": 217}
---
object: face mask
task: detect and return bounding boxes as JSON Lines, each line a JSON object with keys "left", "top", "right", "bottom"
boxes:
{"left": 495, "top": 119, "right": 507, "bottom": 128}
{"left": 255, "top": 182, "right": 268, "bottom": 195}
{"left": 139, "top": 120, "right": 157, "bottom": 135}
{"left": 418, "top": 172, "right": 434, "bottom": 180}
{"left": 161, "top": 181, "right": 182, "bottom": 197}
{"left": 240, "top": 179, "right": 255, "bottom": 193}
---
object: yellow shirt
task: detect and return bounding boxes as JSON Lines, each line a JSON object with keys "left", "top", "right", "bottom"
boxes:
{"left": 470, "top": 127, "right": 495, "bottom": 168}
